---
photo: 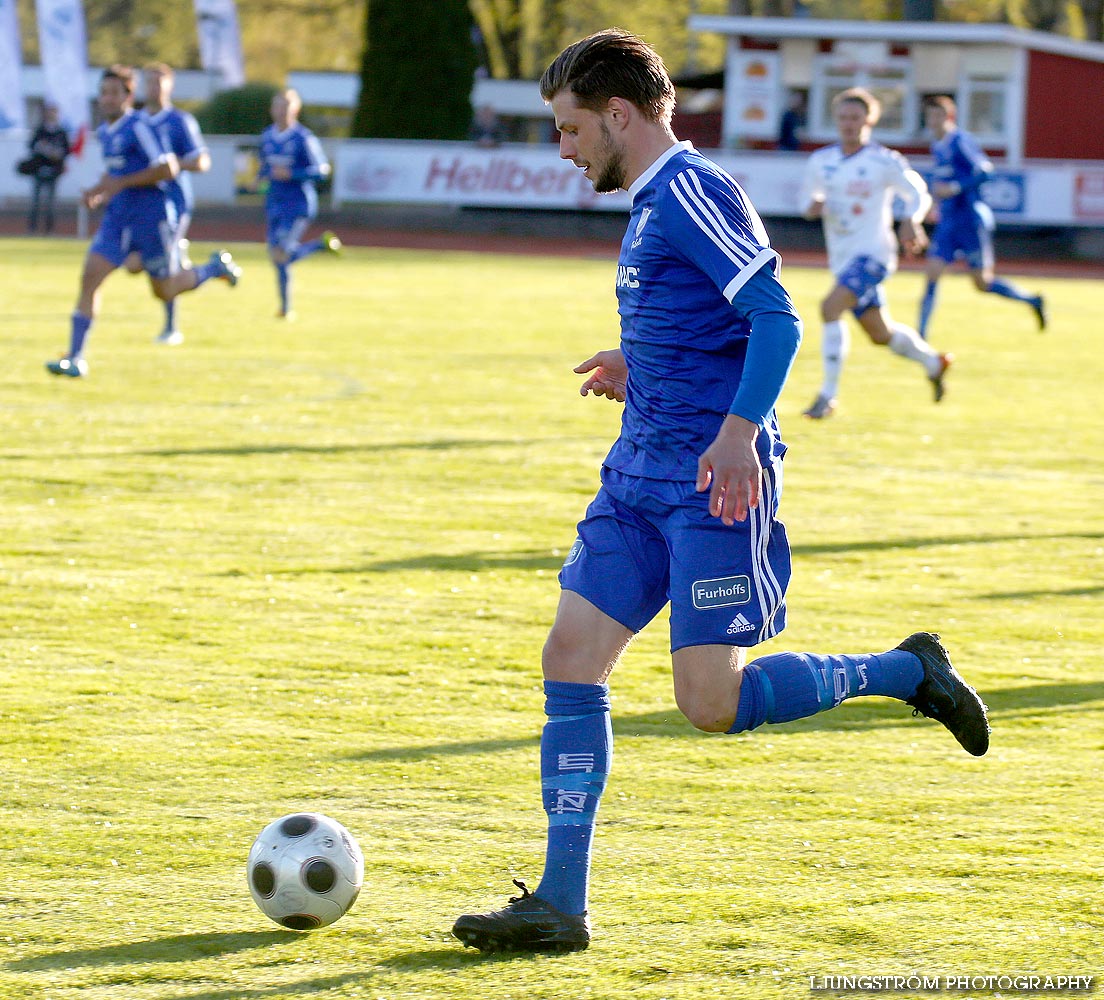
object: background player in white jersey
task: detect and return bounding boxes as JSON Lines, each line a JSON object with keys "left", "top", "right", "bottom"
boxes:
{"left": 451, "top": 31, "right": 988, "bottom": 956}
{"left": 46, "top": 65, "right": 240, "bottom": 379}
{"left": 125, "top": 63, "right": 212, "bottom": 346}
{"left": 918, "top": 95, "right": 1046, "bottom": 340}
{"left": 801, "top": 88, "right": 951, "bottom": 420}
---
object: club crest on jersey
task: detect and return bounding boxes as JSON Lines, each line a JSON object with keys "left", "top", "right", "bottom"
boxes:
{"left": 692, "top": 574, "right": 751, "bottom": 610}
{"left": 635, "top": 206, "right": 652, "bottom": 237}
{"left": 617, "top": 265, "right": 640, "bottom": 288}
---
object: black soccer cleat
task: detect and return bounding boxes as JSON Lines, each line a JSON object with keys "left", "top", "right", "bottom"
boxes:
{"left": 1032, "top": 296, "right": 1047, "bottom": 332}
{"left": 900, "top": 632, "right": 990, "bottom": 756}
{"left": 452, "top": 880, "right": 591, "bottom": 953}
{"left": 929, "top": 353, "right": 953, "bottom": 403}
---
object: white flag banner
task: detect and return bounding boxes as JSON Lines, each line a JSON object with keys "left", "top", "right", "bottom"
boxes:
{"left": 34, "top": 0, "right": 90, "bottom": 152}
{"left": 0, "top": 0, "right": 26, "bottom": 131}
{"left": 194, "top": 0, "right": 245, "bottom": 88}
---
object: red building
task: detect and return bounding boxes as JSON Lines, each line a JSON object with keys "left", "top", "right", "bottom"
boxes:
{"left": 688, "top": 16, "right": 1104, "bottom": 164}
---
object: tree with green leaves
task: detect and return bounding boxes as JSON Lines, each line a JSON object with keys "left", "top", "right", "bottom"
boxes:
{"left": 351, "top": 0, "right": 479, "bottom": 140}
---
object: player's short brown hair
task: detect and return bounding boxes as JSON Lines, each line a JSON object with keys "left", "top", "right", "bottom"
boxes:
{"left": 923, "top": 94, "right": 957, "bottom": 119}
{"left": 102, "top": 64, "right": 136, "bottom": 95}
{"left": 832, "top": 87, "right": 881, "bottom": 125}
{"left": 540, "top": 28, "right": 676, "bottom": 125}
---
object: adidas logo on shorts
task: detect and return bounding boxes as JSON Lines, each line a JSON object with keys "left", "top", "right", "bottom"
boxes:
{"left": 726, "top": 613, "right": 756, "bottom": 635}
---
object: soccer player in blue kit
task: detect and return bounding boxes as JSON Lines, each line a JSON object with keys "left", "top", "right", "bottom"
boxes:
{"left": 452, "top": 30, "right": 990, "bottom": 955}
{"left": 46, "top": 65, "right": 240, "bottom": 379}
{"left": 259, "top": 88, "right": 341, "bottom": 319}
{"left": 129, "top": 62, "right": 213, "bottom": 346}
{"left": 918, "top": 95, "right": 1045, "bottom": 340}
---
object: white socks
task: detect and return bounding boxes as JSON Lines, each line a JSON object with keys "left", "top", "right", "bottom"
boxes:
{"left": 819, "top": 319, "right": 850, "bottom": 398}
{"left": 888, "top": 322, "right": 942, "bottom": 376}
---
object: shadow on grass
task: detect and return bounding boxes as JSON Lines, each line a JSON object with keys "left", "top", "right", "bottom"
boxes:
{"left": 108, "top": 437, "right": 563, "bottom": 460}
{"left": 345, "top": 681, "right": 1104, "bottom": 761}
{"left": 258, "top": 529, "right": 1104, "bottom": 576}
{"left": 7, "top": 931, "right": 291, "bottom": 972}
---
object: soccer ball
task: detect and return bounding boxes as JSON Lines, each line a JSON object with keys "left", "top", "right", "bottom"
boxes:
{"left": 247, "top": 812, "right": 364, "bottom": 930}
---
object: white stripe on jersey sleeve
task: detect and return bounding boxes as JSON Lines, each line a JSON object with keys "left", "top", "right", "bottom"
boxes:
{"left": 669, "top": 169, "right": 780, "bottom": 299}
{"left": 134, "top": 117, "right": 171, "bottom": 167}
{"left": 183, "top": 112, "right": 208, "bottom": 157}
{"left": 304, "top": 132, "right": 331, "bottom": 176}
{"left": 670, "top": 170, "right": 759, "bottom": 268}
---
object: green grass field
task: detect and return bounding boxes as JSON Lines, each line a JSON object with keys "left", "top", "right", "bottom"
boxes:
{"left": 1, "top": 236, "right": 1100, "bottom": 1000}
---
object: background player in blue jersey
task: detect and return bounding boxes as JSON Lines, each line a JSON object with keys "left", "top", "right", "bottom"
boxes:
{"left": 452, "top": 30, "right": 990, "bottom": 955}
{"left": 918, "top": 95, "right": 1046, "bottom": 340}
{"left": 46, "top": 65, "right": 241, "bottom": 379}
{"left": 258, "top": 88, "right": 341, "bottom": 320}
{"left": 126, "top": 62, "right": 212, "bottom": 346}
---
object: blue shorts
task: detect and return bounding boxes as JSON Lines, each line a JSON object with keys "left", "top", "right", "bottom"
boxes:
{"left": 837, "top": 255, "right": 888, "bottom": 318}
{"left": 90, "top": 200, "right": 178, "bottom": 279}
{"left": 266, "top": 210, "right": 312, "bottom": 253}
{"left": 559, "top": 456, "right": 791, "bottom": 652}
{"left": 930, "top": 212, "right": 994, "bottom": 271}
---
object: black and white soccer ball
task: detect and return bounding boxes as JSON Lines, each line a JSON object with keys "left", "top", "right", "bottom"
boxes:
{"left": 247, "top": 812, "right": 364, "bottom": 930}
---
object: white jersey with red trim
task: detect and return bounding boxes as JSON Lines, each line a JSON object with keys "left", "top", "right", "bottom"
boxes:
{"left": 801, "top": 142, "right": 929, "bottom": 276}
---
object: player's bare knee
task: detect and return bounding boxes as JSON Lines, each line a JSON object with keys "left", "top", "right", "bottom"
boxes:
{"left": 677, "top": 694, "right": 735, "bottom": 733}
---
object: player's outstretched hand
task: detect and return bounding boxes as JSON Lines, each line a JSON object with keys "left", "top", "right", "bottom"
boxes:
{"left": 575, "top": 349, "right": 627, "bottom": 402}
{"left": 696, "top": 415, "right": 762, "bottom": 526}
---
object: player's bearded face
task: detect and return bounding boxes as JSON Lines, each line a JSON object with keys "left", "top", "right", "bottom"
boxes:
{"left": 592, "top": 120, "right": 627, "bottom": 194}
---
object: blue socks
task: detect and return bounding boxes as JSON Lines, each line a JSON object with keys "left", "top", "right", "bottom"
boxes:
{"left": 163, "top": 298, "right": 177, "bottom": 334}
{"left": 535, "top": 680, "right": 611, "bottom": 916}
{"left": 918, "top": 281, "right": 938, "bottom": 339}
{"left": 68, "top": 312, "right": 92, "bottom": 359}
{"left": 288, "top": 239, "right": 322, "bottom": 264}
{"left": 730, "top": 648, "right": 924, "bottom": 733}
{"left": 987, "top": 277, "right": 1034, "bottom": 303}
{"left": 277, "top": 263, "right": 291, "bottom": 313}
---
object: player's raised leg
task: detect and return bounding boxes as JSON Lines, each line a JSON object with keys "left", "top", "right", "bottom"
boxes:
{"left": 724, "top": 633, "right": 989, "bottom": 755}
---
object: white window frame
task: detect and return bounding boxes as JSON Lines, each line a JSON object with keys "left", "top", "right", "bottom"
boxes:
{"left": 957, "top": 74, "right": 1010, "bottom": 147}
{"left": 809, "top": 54, "right": 918, "bottom": 145}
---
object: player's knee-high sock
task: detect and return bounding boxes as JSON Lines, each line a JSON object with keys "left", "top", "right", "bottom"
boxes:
{"left": 728, "top": 648, "right": 924, "bottom": 733}
{"left": 534, "top": 680, "right": 612, "bottom": 916}
{"left": 68, "top": 312, "right": 92, "bottom": 359}
{"left": 918, "top": 281, "right": 938, "bottom": 339}
{"left": 277, "top": 263, "right": 291, "bottom": 314}
{"left": 887, "top": 322, "right": 942, "bottom": 376}
{"left": 191, "top": 259, "right": 220, "bottom": 287}
{"left": 986, "top": 276, "right": 1036, "bottom": 304}
{"left": 287, "top": 239, "right": 322, "bottom": 264}
{"left": 163, "top": 298, "right": 177, "bottom": 334}
{"left": 819, "top": 319, "right": 849, "bottom": 399}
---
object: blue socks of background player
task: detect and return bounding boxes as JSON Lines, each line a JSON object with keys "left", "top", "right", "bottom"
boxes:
{"left": 68, "top": 312, "right": 92, "bottom": 359}
{"left": 729, "top": 648, "right": 924, "bottom": 733}
{"left": 918, "top": 281, "right": 938, "bottom": 339}
{"left": 276, "top": 263, "right": 291, "bottom": 314}
{"left": 987, "top": 277, "right": 1035, "bottom": 303}
{"left": 535, "top": 680, "right": 611, "bottom": 916}
{"left": 288, "top": 239, "right": 323, "bottom": 264}
{"left": 163, "top": 299, "right": 177, "bottom": 334}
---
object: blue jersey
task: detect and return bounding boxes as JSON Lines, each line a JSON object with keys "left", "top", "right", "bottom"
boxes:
{"left": 607, "top": 142, "right": 791, "bottom": 482}
{"left": 931, "top": 127, "right": 992, "bottom": 225}
{"left": 145, "top": 105, "right": 206, "bottom": 216}
{"left": 259, "top": 122, "right": 329, "bottom": 220}
{"left": 97, "top": 109, "right": 172, "bottom": 219}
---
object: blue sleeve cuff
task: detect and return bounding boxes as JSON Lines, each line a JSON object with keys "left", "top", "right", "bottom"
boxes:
{"left": 727, "top": 263, "right": 803, "bottom": 424}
